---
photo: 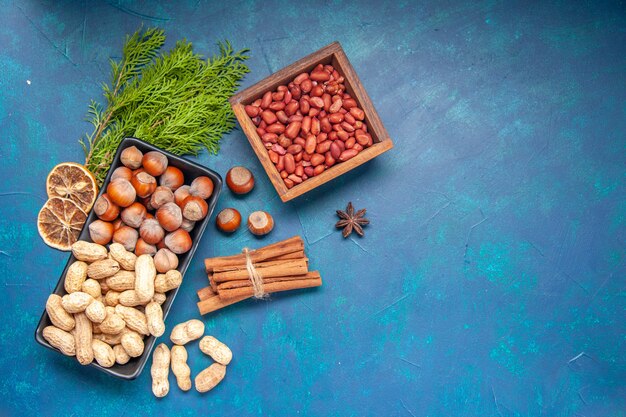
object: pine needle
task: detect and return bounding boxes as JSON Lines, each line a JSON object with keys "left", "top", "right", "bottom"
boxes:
{"left": 82, "top": 27, "right": 250, "bottom": 185}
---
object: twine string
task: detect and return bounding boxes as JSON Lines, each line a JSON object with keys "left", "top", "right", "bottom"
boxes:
{"left": 243, "top": 248, "right": 266, "bottom": 299}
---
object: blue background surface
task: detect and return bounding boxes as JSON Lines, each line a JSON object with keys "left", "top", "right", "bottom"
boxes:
{"left": 1, "top": 1, "right": 625, "bottom": 416}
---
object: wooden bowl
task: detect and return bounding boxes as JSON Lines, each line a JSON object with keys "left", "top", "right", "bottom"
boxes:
{"left": 229, "top": 42, "right": 393, "bottom": 202}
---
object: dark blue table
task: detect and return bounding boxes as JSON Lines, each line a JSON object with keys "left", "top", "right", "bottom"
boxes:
{"left": 1, "top": 1, "right": 624, "bottom": 415}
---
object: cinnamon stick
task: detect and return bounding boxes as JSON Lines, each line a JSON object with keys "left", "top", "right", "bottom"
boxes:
{"left": 197, "top": 286, "right": 216, "bottom": 301}
{"left": 197, "top": 293, "right": 250, "bottom": 315}
{"left": 212, "top": 258, "right": 309, "bottom": 283}
{"left": 270, "top": 250, "right": 306, "bottom": 261}
{"left": 216, "top": 273, "right": 321, "bottom": 291}
{"left": 217, "top": 272, "right": 322, "bottom": 300}
{"left": 204, "top": 236, "right": 303, "bottom": 273}
{"left": 197, "top": 285, "right": 214, "bottom": 301}
{"left": 211, "top": 256, "right": 308, "bottom": 274}
{"left": 197, "top": 273, "right": 316, "bottom": 302}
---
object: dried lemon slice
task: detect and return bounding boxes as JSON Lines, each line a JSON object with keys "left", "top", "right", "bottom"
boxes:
{"left": 38, "top": 197, "right": 88, "bottom": 251}
{"left": 46, "top": 162, "right": 98, "bottom": 212}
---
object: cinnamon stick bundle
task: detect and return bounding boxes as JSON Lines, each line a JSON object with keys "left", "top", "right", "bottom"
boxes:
{"left": 197, "top": 235, "right": 322, "bottom": 315}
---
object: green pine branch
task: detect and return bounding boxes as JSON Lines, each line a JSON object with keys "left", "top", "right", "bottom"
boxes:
{"left": 82, "top": 28, "right": 250, "bottom": 185}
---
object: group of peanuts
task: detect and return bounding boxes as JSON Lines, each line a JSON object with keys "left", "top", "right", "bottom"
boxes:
{"left": 152, "top": 319, "right": 232, "bottom": 397}
{"left": 42, "top": 240, "right": 182, "bottom": 367}
{"left": 42, "top": 240, "right": 232, "bottom": 396}
{"left": 246, "top": 63, "right": 373, "bottom": 188}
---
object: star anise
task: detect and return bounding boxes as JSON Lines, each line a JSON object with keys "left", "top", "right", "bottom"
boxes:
{"left": 335, "top": 202, "right": 369, "bottom": 238}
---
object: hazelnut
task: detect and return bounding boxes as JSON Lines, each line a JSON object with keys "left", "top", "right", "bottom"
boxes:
{"left": 112, "top": 225, "right": 139, "bottom": 252}
{"left": 106, "top": 178, "right": 136, "bottom": 208}
{"left": 130, "top": 171, "right": 157, "bottom": 198}
{"left": 216, "top": 208, "right": 241, "bottom": 233}
{"left": 190, "top": 176, "right": 214, "bottom": 199}
{"left": 156, "top": 202, "right": 183, "bottom": 232}
{"left": 111, "top": 166, "right": 133, "bottom": 182}
{"left": 180, "top": 195, "right": 208, "bottom": 221}
{"left": 160, "top": 166, "right": 185, "bottom": 191}
{"left": 88, "top": 220, "right": 114, "bottom": 245}
{"left": 226, "top": 166, "right": 255, "bottom": 194}
{"left": 164, "top": 229, "right": 192, "bottom": 254}
{"left": 140, "top": 218, "right": 165, "bottom": 245}
{"left": 247, "top": 211, "right": 274, "bottom": 236}
{"left": 174, "top": 185, "right": 192, "bottom": 206}
{"left": 94, "top": 193, "right": 120, "bottom": 221}
{"left": 150, "top": 186, "right": 174, "bottom": 210}
{"left": 120, "top": 146, "right": 143, "bottom": 169}
{"left": 153, "top": 248, "right": 179, "bottom": 273}
{"left": 120, "top": 202, "right": 147, "bottom": 228}
{"left": 142, "top": 151, "right": 168, "bottom": 176}
{"left": 135, "top": 238, "right": 157, "bottom": 256}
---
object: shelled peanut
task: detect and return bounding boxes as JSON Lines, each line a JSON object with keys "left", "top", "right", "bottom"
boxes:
{"left": 170, "top": 345, "right": 192, "bottom": 391}
{"left": 151, "top": 344, "right": 171, "bottom": 398}
{"left": 42, "top": 241, "right": 183, "bottom": 367}
{"left": 245, "top": 63, "right": 373, "bottom": 188}
{"left": 91, "top": 146, "right": 215, "bottom": 266}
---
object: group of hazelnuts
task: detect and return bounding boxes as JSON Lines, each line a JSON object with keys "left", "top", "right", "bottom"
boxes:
{"left": 217, "top": 166, "right": 275, "bottom": 237}
{"left": 89, "top": 146, "right": 214, "bottom": 273}
{"left": 90, "top": 145, "right": 274, "bottom": 270}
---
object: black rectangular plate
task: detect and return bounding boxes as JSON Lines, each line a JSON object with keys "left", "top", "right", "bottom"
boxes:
{"left": 34, "top": 137, "right": 222, "bottom": 379}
